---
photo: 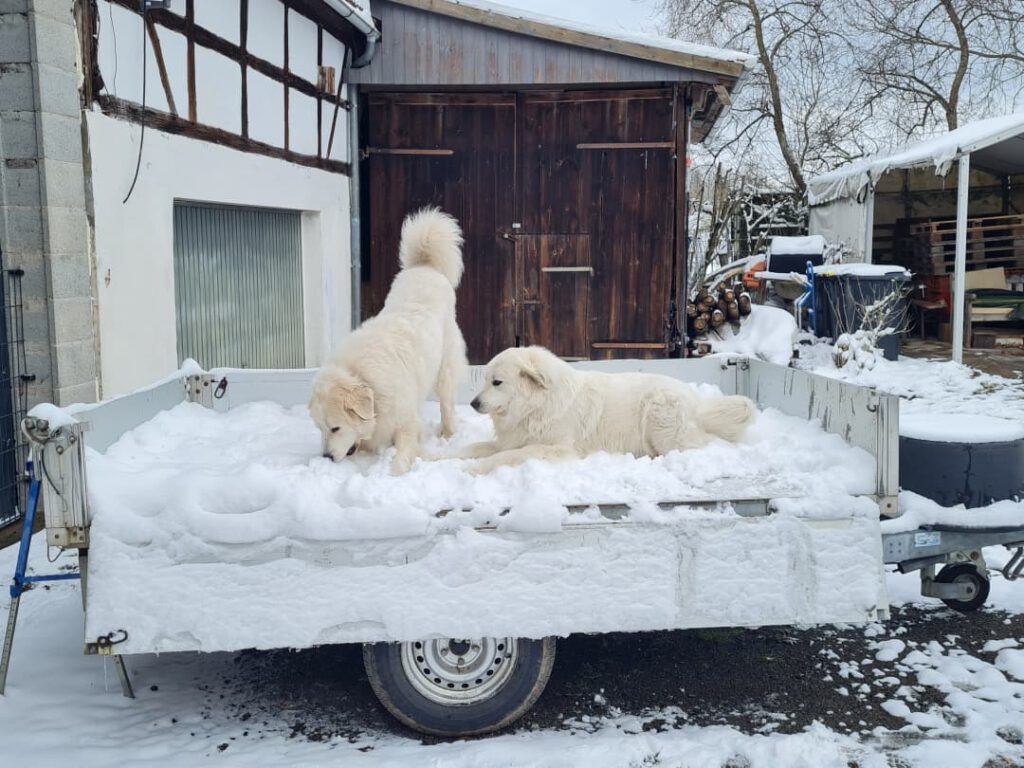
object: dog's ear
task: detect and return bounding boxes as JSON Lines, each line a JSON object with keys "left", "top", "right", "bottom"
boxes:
{"left": 345, "top": 383, "right": 375, "bottom": 421}
{"left": 518, "top": 356, "right": 549, "bottom": 389}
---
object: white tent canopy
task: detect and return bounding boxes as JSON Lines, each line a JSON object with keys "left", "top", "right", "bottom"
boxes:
{"left": 807, "top": 113, "right": 1024, "bottom": 363}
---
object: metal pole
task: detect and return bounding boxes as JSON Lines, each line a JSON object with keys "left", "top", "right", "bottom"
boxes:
{"left": 951, "top": 154, "right": 970, "bottom": 363}
{"left": 349, "top": 86, "right": 362, "bottom": 333}
{"left": 863, "top": 184, "right": 876, "bottom": 264}
{"left": 0, "top": 472, "right": 40, "bottom": 695}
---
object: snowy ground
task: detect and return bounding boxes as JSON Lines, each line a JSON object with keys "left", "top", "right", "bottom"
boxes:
{"left": 1, "top": 535, "right": 1022, "bottom": 767}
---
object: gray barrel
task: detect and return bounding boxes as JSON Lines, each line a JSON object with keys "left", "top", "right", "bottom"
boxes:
{"left": 900, "top": 414, "right": 1024, "bottom": 508}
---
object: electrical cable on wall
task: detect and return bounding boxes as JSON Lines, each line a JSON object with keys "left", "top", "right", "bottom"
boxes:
{"left": 121, "top": 8, "right": 149, "bottom": 204}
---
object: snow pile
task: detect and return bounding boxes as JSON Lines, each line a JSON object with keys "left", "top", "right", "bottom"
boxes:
{"left": 900, "top": 413, "right": 1024, "bottom": 444}
{"left": 770, "top": 235, "right": 827, "bottom": 256}
{"left": 709, "top": 305, "right": 797, "bottom": 365}
{"left": 813, "top": 264, "right": 911, "bottom": 278}
{"left": 833, "top": 330, "right": 885, "bottom": 372}
{"left": 801, "top": 348, "right": 1024, "bottom": 432}
{"left": 78, "top": 395, "right": 883, "bottom": 653}
{"left": 883, "top": 491, "right": 1024, "bottom": 533}
{"left": 86, "top": 397, "right": 875, "bottom": 548}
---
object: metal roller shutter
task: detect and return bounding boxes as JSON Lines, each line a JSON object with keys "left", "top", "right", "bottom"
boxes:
{"left": 173, "top": 202, "right": 305, "bottom": 369}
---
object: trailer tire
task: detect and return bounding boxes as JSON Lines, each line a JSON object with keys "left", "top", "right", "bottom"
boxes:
{"left": 363, "top": 636, "right": 555, "bottom": 737}
{"left": 936, "top": 563, "right": 990, "bottom": 613}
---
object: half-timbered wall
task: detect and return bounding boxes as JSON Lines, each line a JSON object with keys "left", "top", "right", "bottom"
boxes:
{"left": 83, "top": 0, "right": 357, "bottom": 396}
{"left": 91, "top": 0, "right": 352, "bottom": 168}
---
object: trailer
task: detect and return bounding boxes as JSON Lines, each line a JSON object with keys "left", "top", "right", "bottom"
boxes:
{"left": 3, "top": 357, "right": 1022, "bottom": 737}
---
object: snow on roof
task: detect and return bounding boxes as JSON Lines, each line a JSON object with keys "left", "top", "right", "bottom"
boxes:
{"left": 397, "top": 0, "right": 755, "bottom": 75}
{"left": 807, "top": 113, "right": 1024, "bottom": 206}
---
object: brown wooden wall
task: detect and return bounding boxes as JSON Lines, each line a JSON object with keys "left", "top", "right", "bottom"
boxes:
{"left": 364, "top": 87, "right": 686, "bottom": 364}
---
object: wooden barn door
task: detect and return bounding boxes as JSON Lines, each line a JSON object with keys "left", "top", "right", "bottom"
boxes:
{"left": 364, "top": 94, "right": 517, "bottom": 364}
{"left": 519, "top": 90, "right": 678, "bottom": 359}
{"left": 365, "top": 88, "right": 680, "bottom": 363}
{"left": 517, "top": 235, "right": 592, "bottom": 359}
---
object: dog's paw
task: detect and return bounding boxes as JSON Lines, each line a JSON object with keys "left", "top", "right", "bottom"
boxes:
{"left": 439, "top": 424, "right": 455, "bottom": 440}
{"left": 465, "top": 460, "right": 493, "bottom": 476}
{"left": 390, "top": 455, "right": 414, "bottom": 475}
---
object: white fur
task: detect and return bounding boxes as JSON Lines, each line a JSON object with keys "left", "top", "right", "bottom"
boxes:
{"left": 455, "top": 346, "right": 756, "bottom": 474}
{"left": 309, "top": 208, "right": 468, "bottom": 475}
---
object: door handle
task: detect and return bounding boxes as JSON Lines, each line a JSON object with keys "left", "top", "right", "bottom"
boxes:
{"left": 541, "top": 266, "right": 594, "bottom": 274}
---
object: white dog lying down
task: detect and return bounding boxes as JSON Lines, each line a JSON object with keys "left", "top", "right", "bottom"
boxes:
{"left": 450, "top": 346, "right": 756, "bottom": 474}
{"left": 309, "top": 208, "right": 467, "bottom": 475}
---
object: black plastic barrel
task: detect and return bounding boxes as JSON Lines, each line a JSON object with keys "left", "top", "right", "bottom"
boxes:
{"left": 900, "top": 414, "right": 1024, "bottom": 508}
{"left": 814, "top": 270, "right": 909, "bottom": 360}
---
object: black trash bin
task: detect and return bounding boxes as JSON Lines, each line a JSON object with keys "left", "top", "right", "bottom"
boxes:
{"left": 813, "top": 267, "right": 910, "bottom": 360}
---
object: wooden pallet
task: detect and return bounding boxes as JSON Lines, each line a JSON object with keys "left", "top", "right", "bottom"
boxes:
{"left": 907, "top": 213, "right": 1024, "bottom": 274}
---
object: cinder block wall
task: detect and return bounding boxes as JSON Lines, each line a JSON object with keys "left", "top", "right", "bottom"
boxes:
{"left": 0, "top": 0, "right": 98, "bottom": 407}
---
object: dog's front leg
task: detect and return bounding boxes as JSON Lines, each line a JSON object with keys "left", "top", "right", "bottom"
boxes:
{"left": 468, "top": 444, "right": 578, "bottom": 475}
{"left": 441, "top": 440, "right": 503, "bottom": 460}
{"left": 390, "top": 424, "right": 422, "bottom": 476}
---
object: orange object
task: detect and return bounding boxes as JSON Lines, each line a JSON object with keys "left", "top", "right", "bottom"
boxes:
{"left": 742, "top": 259, "right": 766, "bottom": 290}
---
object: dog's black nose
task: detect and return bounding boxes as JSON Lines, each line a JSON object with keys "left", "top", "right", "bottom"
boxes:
{"left": 471, "top": 397, "right": 482, "bottom": 412}
{"left": 322, "top": 451, "right": 333, "bottom": 460}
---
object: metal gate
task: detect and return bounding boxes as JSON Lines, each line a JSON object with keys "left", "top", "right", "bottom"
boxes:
{"left": 0, "top": 259, "right": 29, "bottom": 535}
{"left": 173, "top": 202, "right": 305, "bottom": 370}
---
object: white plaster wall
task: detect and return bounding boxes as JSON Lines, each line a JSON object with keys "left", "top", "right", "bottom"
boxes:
{"left": 194, "top": 0, "right": 241, "bottom": 45}
{"left": 248, "top": 69, "right": 285, "bottom": 148}
{"left": 288, "top": 9, "right": 319, "bottom": 84}
{"left": 194, "top": 46, "right": 242, "bottom": 133}
{"left": 248, "top": 0, "right": 285, "bottom": 66}
{"left": 85, "top": 111, "right": 351, "bottom": 398}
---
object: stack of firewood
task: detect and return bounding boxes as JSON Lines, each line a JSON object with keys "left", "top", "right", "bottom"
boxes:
{"left": 686, "top": 282, "right": 753, "bottom": 355}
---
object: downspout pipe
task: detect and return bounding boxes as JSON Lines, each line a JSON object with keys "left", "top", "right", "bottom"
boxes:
{"left": 323, "top": 1, "right": 381, "bottom": 68}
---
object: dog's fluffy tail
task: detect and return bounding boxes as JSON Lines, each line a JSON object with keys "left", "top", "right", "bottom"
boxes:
{"left": 398, "top": 207, "right": 464, "bottom": 288}
{"left": 695, "top": 395, "right": 756, "bottom": 443}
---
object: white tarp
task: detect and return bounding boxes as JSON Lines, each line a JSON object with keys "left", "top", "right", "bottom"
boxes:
{"left": 808, "top": 195, "right": 870, "bottom": 260}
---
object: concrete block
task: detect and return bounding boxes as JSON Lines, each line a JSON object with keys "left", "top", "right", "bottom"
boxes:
{"left": 34, "top": 63, "right": 79, "bottom": 118}
{"left": 55, "top": 380, "right": 97, "bottom": 407}
{"left": 37, "top": 112, "right": 81, "bottom": 162}
{"left": 45, "top": 250, "right": 91, "bottom": 299}
{"left": 30, "top": 11, "right": 77, "bottom": 72}
{"left": 0, "top": 205, "right": 42, "bottom": 254}
{"left": 0, "top": 65, "right": 35, "bottom": 111}
{"left": 43, "top": 205, "right": 88, "bottom": 255}
{"left": 0, "top": 11, "right": 30, "bottom": 64}
{"left": 37, "top": 157, "right": 85, "bottom": 208}
{"left": 19, "top": 299, "right": 51, "bottom": 345}
{"left": 0, "top": 163, "right": 40, "bottom": 206}
{"left": 0, "top": 109, "right": 38, "bottom": 157}
{"left": 27, "top": 0, "right": 74, "bottom": 25}
{"left": 50, "top": 296, "right": 93, "bottom": 343}
{"left": 52, "top": 337, "right": 97, "bottom": 391}
{"left": 3, "top": 256, "right": 47, "bottom": 300}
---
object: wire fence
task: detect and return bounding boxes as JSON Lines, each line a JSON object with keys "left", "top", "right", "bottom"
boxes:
{"left": 0, "top": 266, "right": 30, "bottom": 531}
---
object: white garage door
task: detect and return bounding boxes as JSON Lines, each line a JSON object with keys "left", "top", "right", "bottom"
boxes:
{"left": 173, "top": 202, "right": 305, "bottom": 369}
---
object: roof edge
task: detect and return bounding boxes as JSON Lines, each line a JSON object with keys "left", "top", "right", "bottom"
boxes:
{"left": 388, "top": 0, "right": 750, "bottom": 80}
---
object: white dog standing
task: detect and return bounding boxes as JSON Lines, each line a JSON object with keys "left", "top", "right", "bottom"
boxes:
{"left": 309, "top": 207, "right": 467, "bottom": 475}
{"left": 453, "top": 346, "right": 756, "bottom": 473}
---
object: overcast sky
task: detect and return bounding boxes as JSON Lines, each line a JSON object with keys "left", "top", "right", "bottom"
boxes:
{"left": 493, "top": 0, "right": 666, "bottom": 35}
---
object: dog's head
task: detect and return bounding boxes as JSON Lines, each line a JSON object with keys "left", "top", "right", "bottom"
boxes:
{"left": 471, "top": 346, "right": 564, "bottom": 421}
{"left": 308, "top": 369, "right": 376, "bottom": 461}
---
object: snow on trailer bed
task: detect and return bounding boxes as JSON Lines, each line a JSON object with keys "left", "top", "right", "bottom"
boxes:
{"left": 59, "top": 358, "right": 898, "bottom": 656}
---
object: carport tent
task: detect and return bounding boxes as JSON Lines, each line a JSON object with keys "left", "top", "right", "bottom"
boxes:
{"left": 807, "top": 113, "right": 1024, "bottom": 363}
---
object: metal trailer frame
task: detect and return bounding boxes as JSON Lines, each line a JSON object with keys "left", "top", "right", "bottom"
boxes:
{"left": 3, "top": 356, "right": 1023, "bottom": 702}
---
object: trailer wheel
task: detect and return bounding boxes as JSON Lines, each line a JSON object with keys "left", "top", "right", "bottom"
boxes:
{"left": 362, "top": 636, "right": 555, "bottom": 737}
{"left": 936, "top": 563, "right": 990, "bottom": 612}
